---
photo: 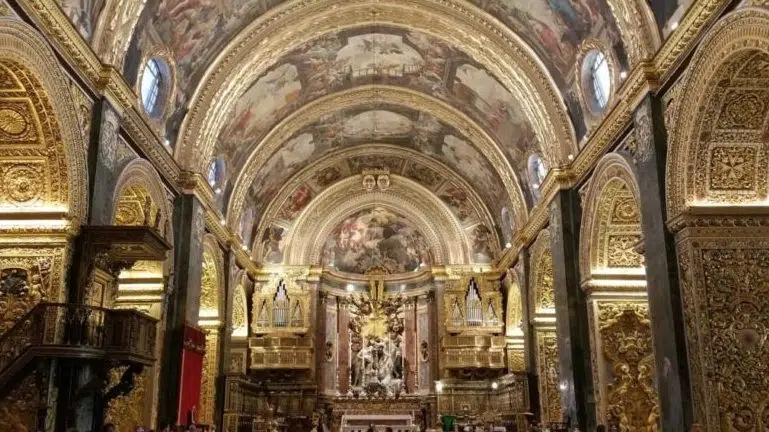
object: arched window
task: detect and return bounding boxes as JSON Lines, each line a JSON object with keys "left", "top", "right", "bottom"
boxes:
{"left": 590, "top": 51, "right": 611, "bottom": 109}
{"left": 140, "top": 58, "right": 163, "bottom": 114}
{"left": 580, "top": 49, "right": 613, "bottom": 114}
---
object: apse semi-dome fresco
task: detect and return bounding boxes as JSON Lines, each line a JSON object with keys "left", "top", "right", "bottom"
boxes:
{"left": 321, "top": 207, "right": 432, "bottom": 274}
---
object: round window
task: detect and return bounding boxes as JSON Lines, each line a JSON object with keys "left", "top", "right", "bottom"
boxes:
{"left": 140, "top": 57, "right": 169, "bottom": 117}
{"left": 581, "top": 50, "right": 612, "bottom": 114}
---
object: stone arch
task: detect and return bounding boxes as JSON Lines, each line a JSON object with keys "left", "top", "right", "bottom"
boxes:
{"left": 281, "top": 176, "right": 473, "bottom": 267}
{"left": 579, "top": 153, "right": 644, "bottom": 285}
{"left": 505, "top": 269, "right": 523, "bottom": 336}
{"left": 667, "top": 8, "right": 769, "bottom": 218}
{"left": 112, "top": 159, "right": 172, "bottom": 236}
{"left": 231, "top": 273, "right": 248, "bottom": 338}
{"left": 0, "top": 18, "right": 88, "bottom": 222}
{"left": 578, "top": 153, "right": 659, "bottom": 428}
{"left": 251, "top": 143, "right": 497, "bottom": 248}
{"left": 175, "top": 0, "right": 576, "bottom": 174}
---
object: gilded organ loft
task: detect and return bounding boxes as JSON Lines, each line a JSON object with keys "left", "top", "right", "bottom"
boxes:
{"left": 0, "top": 0, "right": 766, "bottom": 431}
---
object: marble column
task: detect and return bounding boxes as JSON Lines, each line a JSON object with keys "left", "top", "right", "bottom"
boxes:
{"left": 337, "top": 299, "right": 350, "bottom": 394}
{"left": 550, "top": 189, "right": 595, "bottom": 430}
{"left": 632, "top": 95, "right": 692, "bottom": 431}
{"left": 156, "top": 194, "right": 206, "bottom": 425}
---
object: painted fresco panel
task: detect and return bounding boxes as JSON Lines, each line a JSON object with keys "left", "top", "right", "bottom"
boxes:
{"left": 321, "top": 206, "right": 432, "bottom": 274}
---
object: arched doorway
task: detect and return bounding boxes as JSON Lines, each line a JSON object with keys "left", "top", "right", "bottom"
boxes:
{"left": 579, "top": 153, "right": 659, "bottom": 429}
{"left": 666, "top": 8, "right": 769, "bottom": 429}
{"left": 0, "top": 19, "right": 88, "bottom": 432}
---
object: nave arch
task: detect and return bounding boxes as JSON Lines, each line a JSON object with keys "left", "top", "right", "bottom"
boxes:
{"left": 107, "top": 159, "right": 174, "bottom": 431}
{"left": 225, "top": 85, "right": 529, "bottom": 233}
{"left": 198, "top": 234, "right": 226, "bottom": 426}
{"left": 578, "top": 153, "right": 658, "bottom": 429}
{"left": 0, "top": 18, "right": 89, "bottom": 432}
{"left": 281, "top": 175, "right": 474, "bottom": 267}
{"left": 666, "top": 7, "right": 769, "bottom": 430}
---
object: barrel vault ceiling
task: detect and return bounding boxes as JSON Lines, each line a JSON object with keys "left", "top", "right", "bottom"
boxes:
{"left": 55, "top": 0, "right": 670, "bottom": 273}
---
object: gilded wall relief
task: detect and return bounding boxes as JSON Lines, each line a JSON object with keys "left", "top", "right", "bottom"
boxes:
{"left": 678, "top": 235, "right": 769, "bottom": 430}
{"left": 0, "top": 372, "right": 40, "bottom": 431}
{"left": 0, "top": 60, "right": 73, "bottom": 211}
{"left": 537, "top": 332, "right": 562, "bottom": 424}
{"left": 597, "top": 303, "right": 659, "bottom": 430}
{"left": 200, "top": 331, "right": 220, "bottom": 425}
{"left": 0, "top": 247, "right": 63, "bottom": 335}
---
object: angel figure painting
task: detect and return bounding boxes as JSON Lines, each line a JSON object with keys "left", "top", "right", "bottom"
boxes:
{"left": 322, "top": 207, "right": 432, "bottom": 275}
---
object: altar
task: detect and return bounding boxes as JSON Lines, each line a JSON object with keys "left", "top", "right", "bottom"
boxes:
{"left": 341, "top": 414, "right": 417, "bottom": 432}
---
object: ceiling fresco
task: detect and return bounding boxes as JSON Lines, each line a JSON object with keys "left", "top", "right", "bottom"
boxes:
{"left": 235, "top": 104, "right": 511, "bottom": 235}
{"left": 118, "top": 1, "right": 638, "bottom": 146}
{"left": 321, "top": 206, "right": 432, "bottom": 275}
{"left": 214, "top": 28, "right": 540, "bottom": 181}
{"left": 252, "top": 145, "right": 501, "bottom": 267}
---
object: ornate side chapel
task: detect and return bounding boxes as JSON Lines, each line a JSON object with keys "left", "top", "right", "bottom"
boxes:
{"left": 0, "top": 1, "right": 767, "bottom": 431}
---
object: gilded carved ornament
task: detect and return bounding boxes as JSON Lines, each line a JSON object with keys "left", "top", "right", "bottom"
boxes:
{"left": 530, "top": 230, "right": 555, "bottom": 313}
{"left": 537, "top": 332, "right": 562, "bottom": 424}
{"left": 226, "top": 86, "right": 527, "bottom": 233}
{"left": 175, "top": 0, "right": 576, "bottom": 173}
{"left": 666, "top": 9, "right": 769, "bottom": 220}
{"left": 253, "top": 144, "right": 496, "bottom": 241}
{"left": 578, "top": 155, "right": 644, "bottom": 284}
{"left": 281, "top": 176, "right": 472, "bottom": 266}
{"left": 597, "top": 303, "right": 659, "bottom": 431}
{"left": 0, "top": 23, "right": 89, "bottom": 223}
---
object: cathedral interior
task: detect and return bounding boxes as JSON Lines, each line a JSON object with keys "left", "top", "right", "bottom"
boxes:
{"left": 0, "top": 0, "right": 766, "bottom": 431}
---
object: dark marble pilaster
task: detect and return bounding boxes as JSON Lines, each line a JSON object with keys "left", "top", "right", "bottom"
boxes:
{"left": 632, "top": 94, "right": 692, "bottom": 431}
{"left": 214, "top": 250, "right": 238, "bottom": 429}
{"left": 157, "top": 194, "right": 206, "bottom": 426}
{"left": 550, "top": 189, "right": 595, "bottom": 430}
{"left": 86, "top": 100, "right": 121, "bottom": 225}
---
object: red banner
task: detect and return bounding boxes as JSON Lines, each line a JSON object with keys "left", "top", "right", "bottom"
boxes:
{"left": 178, "top": 325, "right": 206, "bottom": 425}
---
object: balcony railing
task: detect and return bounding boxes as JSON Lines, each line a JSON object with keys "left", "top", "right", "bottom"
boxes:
{"left": 249, "top": 335, "right": 313, "bottom": 370}
{"left": 441, "top": 335, "right": 506, "bottom": 369}
{"left": 0, "top": 303, "right": 157, "bottom": 385}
